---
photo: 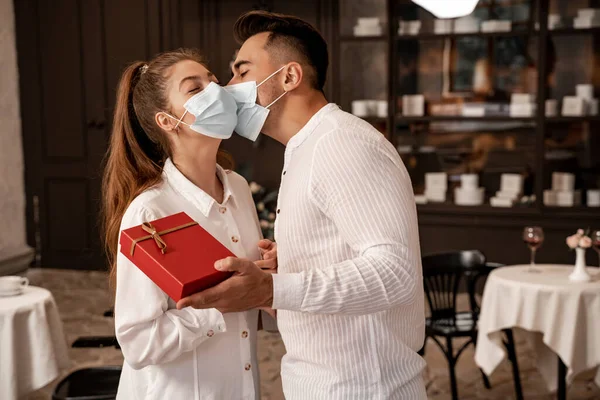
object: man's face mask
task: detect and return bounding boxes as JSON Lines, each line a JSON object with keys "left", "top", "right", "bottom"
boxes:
{"left": 225, "top": 65, "right": 288, "bottom": 141}
{"left": 163, "top": 82, "right": 238, "bottom": 140}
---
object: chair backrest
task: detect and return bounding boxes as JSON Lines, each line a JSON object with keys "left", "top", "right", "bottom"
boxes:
{"left": 421, "top": 250, "right": 486, "bottom": 325}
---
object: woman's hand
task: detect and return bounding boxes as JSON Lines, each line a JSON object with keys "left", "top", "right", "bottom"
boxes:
{"left": 256, "top": 239, "right": 277, "bottom": 271}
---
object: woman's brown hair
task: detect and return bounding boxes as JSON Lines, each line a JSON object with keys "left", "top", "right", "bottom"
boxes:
{"left": 101, "top": 48, "right": 232, "bottom": 287}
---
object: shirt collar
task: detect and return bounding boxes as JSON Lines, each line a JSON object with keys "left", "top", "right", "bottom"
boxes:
{"left": 286, "top": 103, "right": 339, "bottom": 150}
{"left": 162, "top": 158, "right": 235, "bottom": 217}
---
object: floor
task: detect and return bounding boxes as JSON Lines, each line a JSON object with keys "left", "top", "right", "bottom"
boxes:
{"left": 23, "top": 268, "right": 600, "bottom": 400}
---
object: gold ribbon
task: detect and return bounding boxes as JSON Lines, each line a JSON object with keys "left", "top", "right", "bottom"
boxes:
{"left": 130, "top": 221, "right": 199, "bottom": 256}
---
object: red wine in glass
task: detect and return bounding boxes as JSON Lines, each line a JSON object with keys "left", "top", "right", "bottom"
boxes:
{"left": 523, "top": 226, "right": 544, "bottom": 272}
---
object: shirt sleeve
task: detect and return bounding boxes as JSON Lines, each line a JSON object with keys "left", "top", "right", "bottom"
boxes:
{"left": 114, "top": 206, "right": 227, "bottom": 370}
{"left": 271, "top": 129, "right": 421, "bottom": 315}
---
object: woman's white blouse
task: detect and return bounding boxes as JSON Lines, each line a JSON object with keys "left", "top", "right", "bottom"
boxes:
{"left": 115, "top": 158, "right": 262, "bottom": 400}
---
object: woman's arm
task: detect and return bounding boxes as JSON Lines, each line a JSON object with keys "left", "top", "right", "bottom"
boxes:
{"left": 114, "top": 206, "right": 226, "bottom": 370}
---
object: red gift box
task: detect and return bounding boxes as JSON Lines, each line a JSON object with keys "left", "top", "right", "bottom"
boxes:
{"left": 119, "top": 212, "right": 234, "bottom": 302}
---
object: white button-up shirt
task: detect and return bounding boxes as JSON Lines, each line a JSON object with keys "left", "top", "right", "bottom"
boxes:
{"left": 272, "top": 104, "right": 427, "bottom": 399}
{"left": 115, "top": 159, "right": 261, "bottom": 400}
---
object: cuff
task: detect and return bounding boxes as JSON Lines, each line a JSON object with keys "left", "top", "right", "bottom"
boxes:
{"left": 272, "top": 272, "right": 305, "bottom": 311}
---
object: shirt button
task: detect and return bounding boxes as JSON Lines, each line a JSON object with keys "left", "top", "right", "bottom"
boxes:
{"left": 231, "top": 236, "right": 239, "bottom": 243}
{"left": 241, "top": 330, "right": 248, "bottom": 338}
{"left": 244, "top": 363, "right": 252, "bottom": 371}
{"left": 219, "top": 207, "right": 227, "bottom": 214}
{"left": 283, "top": 171, "right": 287, "bottom": 176}
{"left": 207, "top": 330, "right": 214, "bottom": 337}
{"left": 277, "top": 209, "right": 281, "bottom": 214}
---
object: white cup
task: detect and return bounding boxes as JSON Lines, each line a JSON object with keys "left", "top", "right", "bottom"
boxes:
{"left": 588, "top": 190, "right": 600, "bottom": 207}
{"left": 0, "top": 276, "right": 29, "bottom": 292}
{"left": 545, "top": 99, "right": 558, "bottom": 116}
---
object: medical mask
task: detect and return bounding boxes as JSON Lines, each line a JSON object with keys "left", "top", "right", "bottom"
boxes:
{"left": 163, "top": 82, "right": 238, "bottom": 139}
{"left": 225, "top": 65, "right": 288, "bottom": 141}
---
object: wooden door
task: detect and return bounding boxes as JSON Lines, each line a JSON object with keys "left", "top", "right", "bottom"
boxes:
{"left": 15, "top": 0, "right": 164, "bottom": 269}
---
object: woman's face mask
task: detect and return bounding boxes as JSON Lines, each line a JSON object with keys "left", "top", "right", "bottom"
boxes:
{"left": 163, "top": 82, "right": 238, "bottom": 140}
{"left": 224, "top": 65, "right": 288, "bottom": 141}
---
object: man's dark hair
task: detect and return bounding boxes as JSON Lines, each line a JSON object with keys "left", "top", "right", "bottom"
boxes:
{"left": 234, "top": 11, "right": 329, "bottom": 91}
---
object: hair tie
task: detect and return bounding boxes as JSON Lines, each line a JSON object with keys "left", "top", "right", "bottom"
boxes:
{"left": 140, "top": 64, "right": 149, "bottom": 74}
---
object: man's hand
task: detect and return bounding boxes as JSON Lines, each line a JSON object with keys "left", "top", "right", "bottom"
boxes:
{"left": 176, "top": 257, "right": 274, "bottom": 313}
{"left": 257, "top": 239, "right": 277, "bottom": 271}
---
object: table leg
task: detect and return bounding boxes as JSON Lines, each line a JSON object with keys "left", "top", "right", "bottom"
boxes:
{"left": 557, "top": 356, "right": 567, "bottom": 400}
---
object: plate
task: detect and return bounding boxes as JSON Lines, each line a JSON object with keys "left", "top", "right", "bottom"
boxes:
{"left": 0, "top": 289, "right": 23, "bottom": 297}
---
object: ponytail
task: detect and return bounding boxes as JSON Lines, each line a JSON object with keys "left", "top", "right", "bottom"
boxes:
{"left": 102, "top": 62, "right": 164, "bottom": 287}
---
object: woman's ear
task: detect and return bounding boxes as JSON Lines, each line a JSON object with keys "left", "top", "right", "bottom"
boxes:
{"left": 155, "top": 111, "right": 179, "bottom": 134}
{"left": 282, "top": 62, "right": 303, "bottom": 92}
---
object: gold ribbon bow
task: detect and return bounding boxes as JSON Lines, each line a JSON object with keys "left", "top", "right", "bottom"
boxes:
{"left": 129, "top": 220, "right": 199, "bottom": 256}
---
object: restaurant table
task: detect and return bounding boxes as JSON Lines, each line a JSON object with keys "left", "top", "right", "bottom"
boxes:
{"left": 0, "top": 286, "right": 71, "bottom": 400}
{"left": 474, "top": 264, "right": 600, "bottom": 399}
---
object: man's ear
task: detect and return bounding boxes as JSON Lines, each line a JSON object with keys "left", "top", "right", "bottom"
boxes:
{"left": 282, "top": 62, "right": 303, "bottom": 92}
{"left": 155, "top": 111, "right": 179, "bottom": 133}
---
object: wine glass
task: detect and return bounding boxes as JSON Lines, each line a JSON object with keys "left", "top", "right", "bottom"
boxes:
{"left": 592, "top": 230, "right": 600, "bottom": 267}
{"left": 523, "top": 226, "right": 544, "bottom": 272}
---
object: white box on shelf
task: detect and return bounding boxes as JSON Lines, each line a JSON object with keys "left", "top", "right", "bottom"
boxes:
{"left": 398, "top": 20, "right": 421, "bottom": 36}
{"left": 460, "top": 174, "right": 479, "bottom": 190}
{"left": 454, "top": 187, "right": 484, "bottom": 206}
{"left": 357, "top": 17, "right": 381, "bottom": 27}
{"left": 574, "top": 16, "right": 600, "bottom": 29}
{"left": 434, "top": 19, "right": 453, "bottom": 34}
{"left": 556, "top": 191, "right": 582, "bottom": 207}
{"left": 461, "top": 104, "right": 486, "bottom": 117}
{"left": 500, "top": 173, "right": 523, "bottom": 194}
{"left": 490, "top": 197, "right": 514, "bottom": 207}
{"left": 402, "top": 95, "right": 425, "bottom": 116}
{"left": 509, "top": 103, "right": 536, "bottom": 117}
{"left": 545, "top": 99, "right": 558, "bottom": 116}
{"left": 511, "top": 93, "right": 535, "bottom": 104}
{"left": 576, "top": 84, "right": 594, "bottom": 100}
{"left": 587, "top": 190, "right": 600, "bottom": 207}
{"left": 544, "top": 190, "right": 558, "bottom": 206}
{"left": 562, "top": 96, "right": 587, "bottom": 116}
{"left": 425, "top": 172, "right": 448, "bottom": 190}
{"left": 454, "top": 16, "right": 479, "bottom": 33}
{"left": 351, "top": 100, "right": 370, "bottom": 117}
{"left": 354, "top": 25, "right": 383, "bottom": 37}
{"left": 481, "top": 20, "right": 512, "bottom": 32}
{"left": 414, "top": 194, "right": 428, "bottom": 205}
{"left": 425, "top": 189, "right": 447, "bottom": 203}
{"left": 376, "top": 100, "right": 388, "bottom": 118}
{"left": 552, "top": 172, "right": 575, "bottom": 192}
{"left": 577, "top": 9, "right": 600, "bottom": 19}
{"left": 548, "top": 14, "right": 562, "bottom": 30}
{"left": 366, "top": 100, "right": 379, "bottom": 116}
{"left": 496, "top": 191, "right": 520, "bottom": 200}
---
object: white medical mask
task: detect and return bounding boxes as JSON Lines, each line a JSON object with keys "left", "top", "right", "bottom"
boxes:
{"left": 225, "top": 65, "right": 288, "bottom": 141}
{"left": 163, "top": 82, "right": 238, "bottom": 139}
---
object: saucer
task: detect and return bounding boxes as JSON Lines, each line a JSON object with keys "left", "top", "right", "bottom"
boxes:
{"left": 0, "top": 288, "right": 23, "bottom": 297}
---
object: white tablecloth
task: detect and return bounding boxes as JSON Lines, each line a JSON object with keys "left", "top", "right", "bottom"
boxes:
{"left": 475, "top": 264, "right": 600, "bottom": 391}
{"left": 0, "top": 286, "right": 70, "bottom": 400}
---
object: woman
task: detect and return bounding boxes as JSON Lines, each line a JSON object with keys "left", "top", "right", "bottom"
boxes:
{"left": 102, "top": 48, "right": 270, "bottom": 400}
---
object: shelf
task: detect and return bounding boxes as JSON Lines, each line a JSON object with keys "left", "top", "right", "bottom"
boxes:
{"left": 340, "top": 35, "right": 388, "bottom": 42}
{"left": 542, "top": 206, "right": 600, "bottom": 219}
{"left": 360, "top": 116, "right": 388, "bottom": 124}
{"left": 545, "top": 116, "right": 600, "bottom": 123}
{"left": 396, "top": 30, "right": 534, "bottom": 41}
{"left": 396, "top": 115, "right": 536, "bottom": 123}
{"left": 548, "top": 27, "right": 600, "bottom": 36}
{"left": 417, "top": 203, "right": 538, "bottom": 216}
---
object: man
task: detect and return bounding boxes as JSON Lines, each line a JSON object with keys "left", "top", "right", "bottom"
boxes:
{"left": 177, "top": 11, "right": 426, "bottom": 399}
